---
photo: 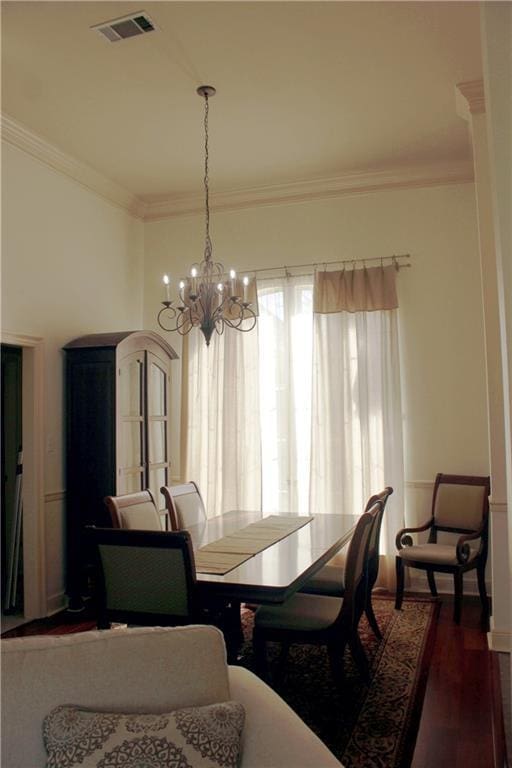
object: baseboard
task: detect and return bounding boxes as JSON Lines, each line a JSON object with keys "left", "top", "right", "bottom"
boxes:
{"left": 46, "top": 592, "right": 68, "bottom": 617}
{"left": 488, "top": 628, "right": 512, "bottom": 653}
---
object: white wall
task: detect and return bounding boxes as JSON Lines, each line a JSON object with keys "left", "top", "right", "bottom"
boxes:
{"left": 143, "top": 182, "right": 490, "bottom": 492}
{"left": 1, "top": 143, "right": 144, "bottom": 613}
{"left": 1, "top": 141, "right": 491, "bottom": 615}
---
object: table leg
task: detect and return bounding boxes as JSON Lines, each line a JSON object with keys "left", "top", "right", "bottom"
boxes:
{"left": 223, "top": 600, "right": 244, "bottom": 662}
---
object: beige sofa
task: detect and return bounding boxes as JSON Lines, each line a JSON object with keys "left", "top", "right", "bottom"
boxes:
{"left": 1, "top": 624, "right": 343, "bottom": 768}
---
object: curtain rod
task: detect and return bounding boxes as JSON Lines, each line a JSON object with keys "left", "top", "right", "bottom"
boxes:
{"left": 248, "top": 253, "right": 411, "bottom": 277}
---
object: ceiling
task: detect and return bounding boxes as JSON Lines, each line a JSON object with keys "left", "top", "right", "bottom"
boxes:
{"left": 1, "top": 1, "right": 482, "bottom": 204}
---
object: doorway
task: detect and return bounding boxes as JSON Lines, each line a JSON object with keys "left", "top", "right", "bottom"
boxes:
{"left": 1, "top": 345, "right": 23, "bottom": 617}
{"left": 0, "top": 332, "right": 46, "bottom": 630}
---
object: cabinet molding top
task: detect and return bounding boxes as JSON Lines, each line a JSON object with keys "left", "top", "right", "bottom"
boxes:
{"left": 63, "top": 330, "right": 178, "bottom": 360}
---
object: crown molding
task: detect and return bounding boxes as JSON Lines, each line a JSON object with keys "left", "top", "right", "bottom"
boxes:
{"left": 2, "top": 113, "right": 473, "bottom": 223}
{"left": 1, "top": 114, "right": 147, "bottom": 219}
{"left": 142, "top": 161, "right": 474, "bottom": 221}
{"left": 455, "top": 79, "right": 486, "bottom": 121}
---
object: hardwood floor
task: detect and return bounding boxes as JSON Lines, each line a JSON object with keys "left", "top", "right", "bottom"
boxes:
{"left": 1, "top": 593, "right": 503, "bottom": 768}
{"left": 410, "top": 594, "right": 496, "bottom": 768}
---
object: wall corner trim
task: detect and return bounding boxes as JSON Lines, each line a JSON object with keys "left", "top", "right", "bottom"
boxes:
{"left": 1, "top": 113, "right": 146, "bottom": 219}
{"left": 456, "top": 79, "right": 486, "bottom": 120}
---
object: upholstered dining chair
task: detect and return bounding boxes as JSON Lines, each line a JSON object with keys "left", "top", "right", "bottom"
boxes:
{"left": 88, "top": 527, "right": 201, "bottom": 629}
{"left": 300, "top": 487, "right": 393, "bottom": 639}
{"left": 160, "top": 482, "right": 207, "bottom": 530}
{"left": 253, "top": 498, "right": 383, "bottom": 686}
{"left": 160, "top": 482, "right": 244, "bottom": 651}
{"left": 395, "top": 473, "right": 490, "bottom": 623}
{"left": 104, "top": 490, "right": 163, "bottom": 531}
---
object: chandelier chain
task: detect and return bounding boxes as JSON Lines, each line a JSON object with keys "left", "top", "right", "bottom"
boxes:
{"left": 204, "top": 93, "right": 212, "bottom": 261}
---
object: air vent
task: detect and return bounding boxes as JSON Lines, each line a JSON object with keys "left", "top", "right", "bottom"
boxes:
{"left": 91, "top": 11, "right": 157, "bottom": 43}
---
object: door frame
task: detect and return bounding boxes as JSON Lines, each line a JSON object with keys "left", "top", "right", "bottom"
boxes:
{"left": 1, "top": 331, "right": 46, "bottom": 619}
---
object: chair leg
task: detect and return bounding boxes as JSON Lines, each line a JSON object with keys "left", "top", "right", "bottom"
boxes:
{"left": 253, "top": 628, "right": 269, "bottom": 682}
{"left": 97, "top": 619, "right": 111, "bottom": 630}
{"left": 349, "top": 632, "right": 370, "bottom": 682}
{"left": 227, "top": 600, "right": 244, "bottom": 646}
{"left": 453, "top": 571, "right": 463, "bottom": 624}
{"left": 395, "top": 557, "right": 405, "bottom": 610}
{"left": 427, "top": 570, "right": 438, "bottom": 597}
{"left": 275, "top": 641, "right": 290, "bottom": 686}
{"left": 365, "top": 597, "right": 382, "bottom": 640}
{"left": 327, "top": 638, "right": 345, "bottom": 688}
{"left": 477, "top": 563, "right": 489, "bottom": 617}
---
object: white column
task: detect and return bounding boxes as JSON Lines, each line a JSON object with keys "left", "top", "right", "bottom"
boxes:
{"left": 480, "top": 1, "right": 512, "bottom": 659}
{"left": 456, "top": 79, "right": 511, "bottom": 651}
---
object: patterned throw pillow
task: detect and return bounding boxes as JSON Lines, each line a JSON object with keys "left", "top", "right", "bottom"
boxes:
{"left": 43, "top": 700, "right": 245, "bottom": 768}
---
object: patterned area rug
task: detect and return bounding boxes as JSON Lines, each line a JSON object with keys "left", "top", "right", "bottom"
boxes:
{"left": 237, "top": 596, "right": 439, "bottom": 768}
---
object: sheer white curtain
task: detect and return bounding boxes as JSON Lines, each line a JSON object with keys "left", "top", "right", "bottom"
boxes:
{"left": 184, "top": 264, "right": 405, "bottom": 579}
{"left": 257, "top": 275, "right": 314, "bottom": 515}
{"left": 310, "top": 268, "right": 404, "bottom": 585}
{"left": 184, "top": 322, "right": 261, "bottom": 518}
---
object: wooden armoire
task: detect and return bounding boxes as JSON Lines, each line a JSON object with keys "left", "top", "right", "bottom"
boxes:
{"left": 64, "top": 331, "right": 178, "bottom": 609}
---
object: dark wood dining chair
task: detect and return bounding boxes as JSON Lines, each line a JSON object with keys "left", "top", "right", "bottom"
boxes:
{"left": 300, "top": 486, "right": 393, "bottom": 639}
{"left": 104, "top": 490, "right": 163, "bottom": 531}
{"left": 88, "top": 527, "right": 201, "bottom": 629}
{"left": 395, "top": 473, "right": 490, "bottom": 623}
{"left": 253, "top": 498, "right": 383, "bottom": 686}
{"left": 160, "top": 481, "right": 206, "bottom": 530}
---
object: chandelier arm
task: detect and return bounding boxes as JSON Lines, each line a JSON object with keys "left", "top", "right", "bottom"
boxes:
{"left": 195, "top": 294, "right": 207, "bottom": 319}
{"left": 222, "top": 304, "right": 257, "bottom": 331}
{"left": 176, "top": 309, "right": 193, "bottom": 332}
{"left": 215, "top": 294, "right": 233, "bottom": 316}
{"left": 157, "top": 304, "right": 179, "bottom": 333}
{"left": 215, "top": 320, "right": 226, "bottom": 337}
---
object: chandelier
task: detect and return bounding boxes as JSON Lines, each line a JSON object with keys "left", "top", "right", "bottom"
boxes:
{"left": 157, "top": 85, "right": 257, "bottom": 346}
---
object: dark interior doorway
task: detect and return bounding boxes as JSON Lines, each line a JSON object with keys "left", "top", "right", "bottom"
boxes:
{"left": 1, "top": 344, "right": 23, "bottom": 615}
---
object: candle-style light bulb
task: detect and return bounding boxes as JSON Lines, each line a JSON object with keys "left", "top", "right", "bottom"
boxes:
{"left": 191, "top": 267, "right": 198, "bottom": 295}
{"left": 242, "top": 275, "right": 249, "bottom": 302}
{"left": 229, "top": 269, "right": 236, "bottom": 296}
{"left": 163, "top": 274, "right": 170, "bottom": 301}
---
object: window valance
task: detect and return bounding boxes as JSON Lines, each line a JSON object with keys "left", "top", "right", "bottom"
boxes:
{"left": 314, "top": 264, "right": 398, "bottom": 313}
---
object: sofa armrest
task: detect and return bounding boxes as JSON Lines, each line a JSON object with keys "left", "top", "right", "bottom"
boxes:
{"left": 228, "top": 665, "right": 343, "bottom": 768}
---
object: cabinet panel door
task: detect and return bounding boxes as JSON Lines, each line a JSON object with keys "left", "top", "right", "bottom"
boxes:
{"left": 146, "top": 351, "right": 171, "bottom": 511}
{"left": 117, "top": 351, "right": 145, "bottom": 494}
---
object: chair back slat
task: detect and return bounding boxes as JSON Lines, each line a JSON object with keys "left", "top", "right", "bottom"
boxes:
{"left": 432, "top": 477, "right": 489, "bottom": 531}
{"left": 365, "top": 486, "right": 393, "bottom": 554}
{"left": 161, "top": 482, "right": 206, "bottom": 530}
{"left": 89, "top": 528, "right": 198, "bottom": 627}
{"left": 105, "top": 491, "right": 162, "bottom": 531}
{"left": 336, "top": 503, "right": 381, "bottom": 627}
{"left": 98, "top": 545, "right": 190, "bottom": 615}
{"left": 365, "top": 486, "right": 393, "bottom": 590}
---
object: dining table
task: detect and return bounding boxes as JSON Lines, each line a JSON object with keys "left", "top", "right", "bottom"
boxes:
{"left": 186, "top": 509, "right": 359, "bottom": 605}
